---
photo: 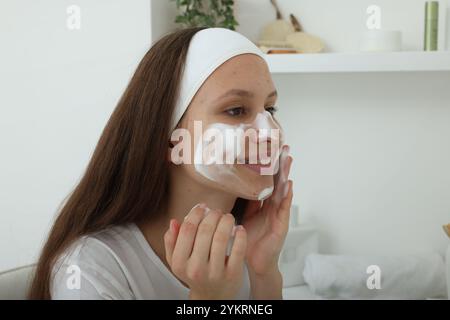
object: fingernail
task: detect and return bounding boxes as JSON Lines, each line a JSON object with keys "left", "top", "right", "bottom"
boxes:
{"left": 185, "top": 203, "right": 207, "bottom": 220}
{"left": 192, "top": 203, "right": 206, "bottom": 210}
{"left": 203, "top": 207, "right": 211, "bottom": 217}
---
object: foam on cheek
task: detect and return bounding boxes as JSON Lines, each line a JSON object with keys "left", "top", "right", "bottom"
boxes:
{"left": 194, "top": 122, "right": 243, "bottom": 181}
{"left": 193, "top": 111, "right": 284, "bottom": 200}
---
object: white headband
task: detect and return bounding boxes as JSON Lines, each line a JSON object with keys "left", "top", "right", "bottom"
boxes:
{"left": 171, "top": 27, "right": 265, "bottom": 131}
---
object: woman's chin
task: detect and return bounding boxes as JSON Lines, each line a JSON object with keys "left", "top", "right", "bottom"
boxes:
{"left": 239, "top": 185, "right": 274, "bottom": 201}
{"left": 215, "top": 181, "right": 274, "bottom": 201}
{"left": 191, "top": 164, "right": 275, "bottom": 201}
{"left": 226, "top": 167, "right": 275, "bottom": 200}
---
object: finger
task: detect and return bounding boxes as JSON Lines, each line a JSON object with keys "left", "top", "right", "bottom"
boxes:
{"left": 278, "top": 146, "right": 291, "bottom": 185}
{"left": 284, "top": 155, "right": 293, "bottom": 179}
{"left": 210, "top": 213, "right": 235, "bottom": 275}
{"left": 281, "top": 156, "right": 293, "bottom": 198}
{"left": 277, "top": 180, "right": 293, "bottom": 230}
{"left": 276, "top": 145, "right": 290, "bottom": 178}
{"left": 190, "top": 209, "right": 223, "bottom": 264}
{"left": 242, "top": 200, "right": 262, "bottom": 221}
{"left": 226, "top": 225, "right": 247, "bottom": 273}
{"left": 164, "top": 219, "right": 180, "bottom": 266}
{"left": 171, "top": 204, "right": 207, "bottom": 268}
{"left": 270, "top": 145, "right": 291, "bottom": 205}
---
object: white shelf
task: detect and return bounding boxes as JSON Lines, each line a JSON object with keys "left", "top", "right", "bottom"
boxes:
{"left": 264, "top": 51, "right": 450, "bottom": 74}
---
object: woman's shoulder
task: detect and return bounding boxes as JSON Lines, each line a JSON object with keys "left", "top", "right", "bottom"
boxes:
{"left": 55, "top": 223, "right": 135, "bottom": 267}
{"left": 51, "top": 224, "right": 137, "bottom": 299}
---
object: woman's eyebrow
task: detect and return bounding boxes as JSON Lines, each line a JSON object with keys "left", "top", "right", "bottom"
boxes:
{"left": 214, "top": 89, "right": 278, "bottom": 102}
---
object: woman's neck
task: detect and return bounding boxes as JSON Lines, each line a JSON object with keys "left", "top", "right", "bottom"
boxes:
{"left": 165, "top": 165, "right": 237, "bottom": 220}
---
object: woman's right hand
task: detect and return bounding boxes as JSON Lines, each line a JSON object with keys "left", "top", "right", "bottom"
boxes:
{"left": 163, "top": 204, "right": 247, "bottom": 300}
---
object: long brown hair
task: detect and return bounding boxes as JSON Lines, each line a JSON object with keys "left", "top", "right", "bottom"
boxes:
{"left": 28, "top": 26, "right": 248, "bottom": 299}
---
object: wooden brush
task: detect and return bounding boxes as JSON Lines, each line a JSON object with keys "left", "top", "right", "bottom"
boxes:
{"left": 259, "top": 0, "right": 295, "bottom": 47}
{"left": 285, "top": 14, "right": 325, "bottom": 53}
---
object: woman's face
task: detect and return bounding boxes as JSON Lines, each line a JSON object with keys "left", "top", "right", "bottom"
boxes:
{"left": 171, "top": 54, "right": 283, "bottom": 200}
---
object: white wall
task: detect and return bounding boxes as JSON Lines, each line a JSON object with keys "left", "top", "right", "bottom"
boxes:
{"left": 274, "top": 72, "right": 450, "bottom": 255}
{"left": 0, "top": 0, "right": 151, "bottom": 271}
{"left": 150, "top": 0, "right": 177, "bottom": 44}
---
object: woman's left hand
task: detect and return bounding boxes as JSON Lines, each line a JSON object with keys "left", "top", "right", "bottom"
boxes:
{"left": 242, "top": 145, "right": 293, "bottom": 276}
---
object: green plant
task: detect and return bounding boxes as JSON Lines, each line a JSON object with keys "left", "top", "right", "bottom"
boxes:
{"left": 172, "top": 0, "right": 238, "bottom": 30}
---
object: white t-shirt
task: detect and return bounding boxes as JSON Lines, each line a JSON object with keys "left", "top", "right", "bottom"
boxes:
{"left": 50, "top": 222, "right": 252, "bottom": 300}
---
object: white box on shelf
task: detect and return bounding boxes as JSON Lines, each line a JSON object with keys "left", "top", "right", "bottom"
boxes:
{"left": 360, "top": 30, "right": 402, "bottom": 52}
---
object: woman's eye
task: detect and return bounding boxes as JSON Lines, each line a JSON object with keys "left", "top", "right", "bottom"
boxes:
{"left": 225, "top": 106, "right": 246, "bottom": 117}
{"left": 265, "top": 106, "right": 278, "bottom": 115}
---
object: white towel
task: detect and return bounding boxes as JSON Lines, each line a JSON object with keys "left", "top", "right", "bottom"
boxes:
{"left": 303, "top": 253, "right": 447, "bottom": 299}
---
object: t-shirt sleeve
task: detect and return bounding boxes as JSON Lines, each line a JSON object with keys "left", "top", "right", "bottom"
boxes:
{"left": 50, "top": 236, "right": 135, "bottom": 300}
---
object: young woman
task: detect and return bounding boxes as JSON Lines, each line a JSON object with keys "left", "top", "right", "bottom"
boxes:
{"left": 28, "top": 27, "right": 293, "bottom": 300}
